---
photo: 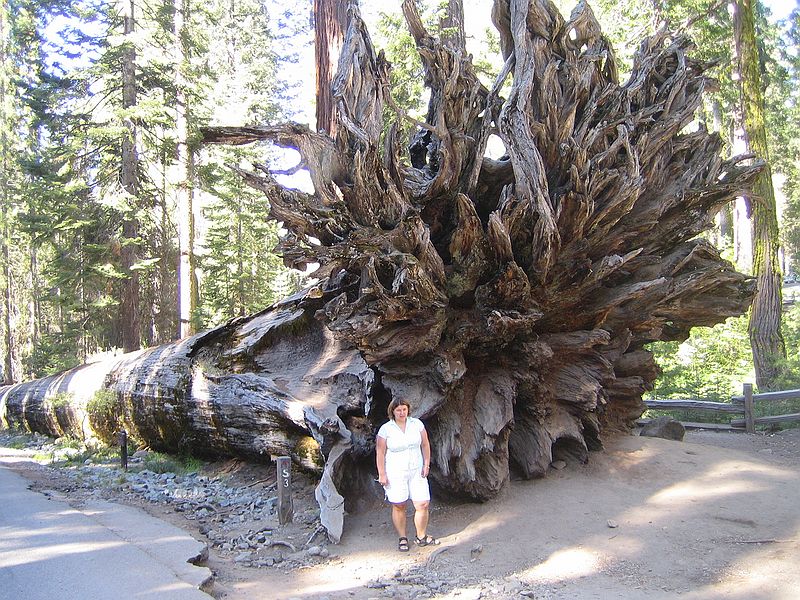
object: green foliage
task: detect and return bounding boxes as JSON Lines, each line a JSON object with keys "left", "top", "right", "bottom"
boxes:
{"left": 86, "top": 388, "right": 121, "bottom": 442}
{"left": 375, "top": 11, "right": 426, "bottom": 121}
{"left": 57, "top": 440, "right": 120, "bottom": 466}
{"left": 0, "top": 0, "right": 306, "bottom": 375}
{"left": 23, "top": 332, "right": 84, "bottom": 378}
{"left": 647, "top": 315, "right": 754, "bottom": 402}
{"left": 47, "top": 392, "right": 74, "bottom": 409}
{"left": 5, "top": 437, "right": 29, "bottom": 450}
{"left": 647, "top": 301, "right": 800, "bottom": 429}
{"left": 772, "top": 303, "right": 800, "bottom": 390}
{"left": 196, "top": 149, "right": 298, "bottom": 325}
{"left": 56, "top": 434, "right": 82, "bottom": 449}
{"left": 140, "top": 451, "right": 202, "bottom": 475}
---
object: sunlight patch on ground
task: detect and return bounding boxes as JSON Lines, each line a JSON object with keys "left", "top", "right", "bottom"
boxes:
{"left": 265, "top": 548, "right": 417, "bottom": 596}
{"left": 0, "top": 538, "right": 125, "bottom": 568}
{"left": 648, "top": 477, "right": 764, "bottom": 505}
{"left": 518, "top": 547, "right": 603, "bottom": 584}
{"left": 646, "top": 460, "right": 789, "bottom": 507}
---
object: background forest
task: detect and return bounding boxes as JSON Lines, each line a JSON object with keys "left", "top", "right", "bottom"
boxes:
{"left": 1, "top": 0, "right": 799, "bottom": 407}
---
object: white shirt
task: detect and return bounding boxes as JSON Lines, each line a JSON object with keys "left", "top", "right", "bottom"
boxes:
{"left": 377, "top": 417, "right": 425, "bottom": 473}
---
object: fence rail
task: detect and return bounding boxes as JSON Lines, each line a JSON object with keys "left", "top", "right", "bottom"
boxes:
{"left": 643, "top": 383, "right": 800, "bottom": 432}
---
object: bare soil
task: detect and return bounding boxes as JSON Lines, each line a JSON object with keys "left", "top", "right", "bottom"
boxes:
{"left": 3, "top": 428, "right": 800, "bottom": 600}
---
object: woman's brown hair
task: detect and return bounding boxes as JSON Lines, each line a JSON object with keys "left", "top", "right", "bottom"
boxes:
{"left": 387, "top": 398, "right": 411, "bottom": 420}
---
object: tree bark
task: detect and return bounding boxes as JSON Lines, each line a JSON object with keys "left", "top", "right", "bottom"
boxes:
{"left": 439, "top": 0, "right": 466, "bottom": 49}
{"left": 120, "top": 0, "right": 141, "bottom": 352}
{"left": 2, "top": 0, "right": 764, "bottom": 542}
{"left": 0, "top": 3, "right": 15, "bottom": 384}
{"left": 175, "top": 0, "right": 197, "bottom": 339}
{"left": 733, "top": 0, "right": 785, "bottom": 390}
{"left": 314, "top": 0, "right": 350, "bottom": 136}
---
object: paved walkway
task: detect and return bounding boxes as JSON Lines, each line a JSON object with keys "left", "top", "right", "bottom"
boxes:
{"left": 0, "top": 453, "right": 212, "bottom": 600}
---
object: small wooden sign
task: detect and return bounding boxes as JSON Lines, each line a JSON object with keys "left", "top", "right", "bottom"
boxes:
{"left": 118, "top": 430, "right": 128, "bottom": 471}
{"left": 277, "top": 456, "right": 293, "bottom": 524}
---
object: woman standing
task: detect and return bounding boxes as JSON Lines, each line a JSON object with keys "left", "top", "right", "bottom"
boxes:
{"left": 376, "top": 398, "right": 440, "bottom": 552}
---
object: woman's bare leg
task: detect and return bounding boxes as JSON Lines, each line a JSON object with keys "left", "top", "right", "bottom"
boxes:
{"left": 412, "top": 500, "right": 430, "bottom": 539}
{"left": 391, "top": 502, "right": 407, "bottom": 538}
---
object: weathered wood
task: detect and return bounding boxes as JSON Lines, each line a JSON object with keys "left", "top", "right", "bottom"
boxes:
{"left": 2, "top": 0, "right": 764, "bottom": 542}
{"left": 0, "top": 306, "right": 369, "bottom": 542}
{"left": 637, "top": 419, "right": 743, "bottom": 432}
{"left": 644, "top": 399, "right": 745, "bottom": 414}
{"left": 731, "top": 388, "right": 800, "bottom": 402}
{"left": 743, "top": 382, "right": 755, "bottom": 433}
{"left": 731, "top": 413, "right": 800, "bottom": 428}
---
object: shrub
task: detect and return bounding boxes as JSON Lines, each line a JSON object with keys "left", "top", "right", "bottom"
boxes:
{"left": 86, "top": 389, "right": 121, "bottom": 443}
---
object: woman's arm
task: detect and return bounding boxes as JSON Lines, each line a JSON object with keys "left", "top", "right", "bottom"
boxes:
{"left": 420, "top": 427, "right": 431, "bottom": 478}
{"left": 376, "top": 435, "right": 389, "bottom": 486}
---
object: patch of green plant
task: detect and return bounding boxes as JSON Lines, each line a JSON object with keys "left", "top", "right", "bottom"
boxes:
{"left": 181, "top": 456, "right": 204, "bottom": 473}
{"left": 6, "top": 437, "right": 29, "bottom": 450}
{"left": 58, "top": 446, "right": 118, "bottom": 466}
{"left": 139, "top": 452, "right": 200, "bottom": 475}
{"left": 48, "top": 393, "right": 74, "bottom": 410}
{"left": 86, "top": 389, "right": 121, "bottom": 442}
{"left": 56, "top": 435, "right": 82, "bottom": 449}
{"left": 90, "top": 445, "right": 120, "bottom": 462}
{"left": 62, "top": 450, "right": 93, "bottom": 465}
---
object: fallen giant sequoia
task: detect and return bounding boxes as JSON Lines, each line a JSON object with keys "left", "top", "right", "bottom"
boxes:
{"left": 1, "top": 0, "right": 761, "bottom": 541}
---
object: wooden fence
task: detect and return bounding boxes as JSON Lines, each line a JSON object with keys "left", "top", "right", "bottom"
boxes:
{"left": 642, "top": 383, "right": 800, "bottom": 433}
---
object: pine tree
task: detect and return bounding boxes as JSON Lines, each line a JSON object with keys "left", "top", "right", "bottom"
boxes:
{"left": 734, "top": 0, "right": 786, "bottom": 390}
{"left": 195, "top": 0, "right": 306, "bottom": 325}
{"left": 0, "top": 0, "right": 15, "bottom": 382}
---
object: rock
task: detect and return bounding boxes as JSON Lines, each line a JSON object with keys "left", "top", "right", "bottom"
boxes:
{"left": 234, "top": 551, "right": 252, "bottom": 563}
{"left": 640, "top": 416, "right": 685, "bottom": 441}
{"left": 551, "top": 460, "right": 567, "bottom": 470}
{"left": 306, "top": 545, "right": 322, "bottom": 557}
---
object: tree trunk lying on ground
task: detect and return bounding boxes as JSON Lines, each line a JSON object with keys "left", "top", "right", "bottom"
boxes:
{"left": 1, "top": 0, "right": 761, "bottom": 542}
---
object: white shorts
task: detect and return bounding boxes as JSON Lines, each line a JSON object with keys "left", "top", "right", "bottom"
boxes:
{"left": 384, "top": 469, "right": 431, "bottom": 504}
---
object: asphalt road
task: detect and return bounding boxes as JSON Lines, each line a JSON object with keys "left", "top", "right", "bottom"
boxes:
{"left": 0, "top": 453, "right": 212, "bottom": 600}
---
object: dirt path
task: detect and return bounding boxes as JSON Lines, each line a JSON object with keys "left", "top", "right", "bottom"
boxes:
{"left": 213, "top": 430, "right": 800, "bottom": 600}
{"left": 3, "top": 428, "right": 799, "bottom": 600}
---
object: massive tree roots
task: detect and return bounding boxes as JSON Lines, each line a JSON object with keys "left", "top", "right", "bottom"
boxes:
{"left": 2, "top": 0, "right": 760, "bottom": 541}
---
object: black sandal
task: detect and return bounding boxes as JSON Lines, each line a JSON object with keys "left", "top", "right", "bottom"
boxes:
{"left": 398, "top": 536, "right": 410, "bottom": 552}
{"left": 414, "top": 535, "right": 440, "bottom": 547}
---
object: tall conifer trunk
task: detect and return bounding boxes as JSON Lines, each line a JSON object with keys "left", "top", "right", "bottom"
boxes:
{"left": 120, "top": 0, "right": 141, "bottom": 352}
{"left": 314, "top": 0, "right": 349, "bottom": 136}
{"left": 175, "top": 0, "right": 197, "bottom": 339}
{"left": 0, "top": 2, "right": 15, "bottom": 383}
{"left": 733, "top": 0, "right": 785, "bottom": 390}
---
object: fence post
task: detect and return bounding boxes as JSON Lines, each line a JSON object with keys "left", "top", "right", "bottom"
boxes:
{"left": 743, "top": 383, "right": 755, "bottom": 434}
{"left": 276, "top": 456, "right": 293, "bottom": 524}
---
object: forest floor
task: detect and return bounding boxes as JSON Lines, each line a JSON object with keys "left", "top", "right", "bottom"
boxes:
{"left": 2, "top": 427, "right": 799, "bottom": 600}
